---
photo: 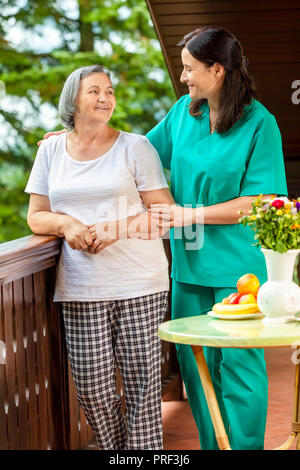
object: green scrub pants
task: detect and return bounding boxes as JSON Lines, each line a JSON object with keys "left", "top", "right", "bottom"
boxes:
{"left": 172, "top": 280, "right": 268, "bottom": 450}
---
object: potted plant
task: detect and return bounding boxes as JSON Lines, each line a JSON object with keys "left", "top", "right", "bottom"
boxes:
{"left": 239, "top": 195, "right": 300, "bottom": 324}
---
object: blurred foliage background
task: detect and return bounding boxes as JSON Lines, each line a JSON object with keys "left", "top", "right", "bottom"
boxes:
{"left": 0, "top": 0, "right": 176, "bottom": 242}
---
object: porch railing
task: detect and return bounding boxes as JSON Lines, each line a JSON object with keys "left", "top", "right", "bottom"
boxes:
{"left": 0, "top": 235, "right": 181, "bottom": 450}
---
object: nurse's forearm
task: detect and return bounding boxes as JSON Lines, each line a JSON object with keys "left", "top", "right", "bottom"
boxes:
{"left": 194, "top": 196, "right": 259, "bottom": 225}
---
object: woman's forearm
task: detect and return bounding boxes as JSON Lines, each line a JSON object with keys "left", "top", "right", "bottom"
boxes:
{"left": 27, "top": 211, "right": 72, "bottom": 237}
{"left": 91, "top": 211, "right": 165, "bottom": 240}
{"left": 28, "top": 210, "right": 95, "bottom": 250}
{"left": 194, "top": 196, "right": 256, "bottom": 225}
{"left": 120, "top": 211, "right": 165, "bottom": 239}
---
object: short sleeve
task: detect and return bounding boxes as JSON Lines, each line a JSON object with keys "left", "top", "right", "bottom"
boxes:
{"left": 130, "top": 136, "right": 169, "bottom": 192}
{"left": 24, "top": 141, "right": 50, "bottom": 196}
{"left": 240, "top": 114, "right": 288, "bottom": 197}
{"left": 146, "top": 97, "right": 185, "bottom": 171}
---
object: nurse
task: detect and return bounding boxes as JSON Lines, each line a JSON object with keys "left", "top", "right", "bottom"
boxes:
{"left": 148, "top": 26, "right": 288, "bottom": 450}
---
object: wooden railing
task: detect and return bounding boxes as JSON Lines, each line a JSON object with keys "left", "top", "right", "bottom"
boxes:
{"left": 0, "top": 235, "right": 181, "bottom": 450}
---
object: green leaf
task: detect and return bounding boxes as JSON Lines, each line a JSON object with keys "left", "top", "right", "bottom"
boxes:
{"left": 275, "top": 240, "right": 288, "bottom": 253}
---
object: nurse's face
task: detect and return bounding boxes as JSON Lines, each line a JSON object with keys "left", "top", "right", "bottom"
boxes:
{"left": 180, "top": 47, "right": 224, "bottom": 100}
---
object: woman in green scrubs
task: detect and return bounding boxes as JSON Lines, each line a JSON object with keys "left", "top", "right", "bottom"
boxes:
{"left": 148, "top": 26, "right": 288, "bottom": 450}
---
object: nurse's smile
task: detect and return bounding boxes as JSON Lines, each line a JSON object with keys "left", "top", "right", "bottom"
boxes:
{"left": 180, "top": 47, "right": 225, "bottom": 103}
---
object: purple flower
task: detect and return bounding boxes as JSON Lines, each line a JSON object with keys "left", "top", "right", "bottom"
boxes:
{"left": 262, "top": 203, "right": 270, "bottom": 212}
{"left": 296, "top": 202, "right": 300, "bottom": 212}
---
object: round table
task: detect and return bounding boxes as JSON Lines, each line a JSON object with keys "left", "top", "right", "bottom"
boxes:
{"left": 158, "top": 315, "right": 300, "bottom": 450}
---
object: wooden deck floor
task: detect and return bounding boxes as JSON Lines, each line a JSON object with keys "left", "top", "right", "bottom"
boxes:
{"left": 86, "top": 347, "right": 299, "bottom": 450}
{"left": 162, "top": 347, "right": 298, "bottom": 450}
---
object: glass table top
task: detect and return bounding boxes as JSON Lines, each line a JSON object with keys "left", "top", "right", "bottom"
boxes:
{"left": 158, "top": 315, "right": 300, "bottom": 348}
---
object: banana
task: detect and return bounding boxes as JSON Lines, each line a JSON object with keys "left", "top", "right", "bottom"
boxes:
{"left": 212, "top": 303, "right": 260, "bottom": 315}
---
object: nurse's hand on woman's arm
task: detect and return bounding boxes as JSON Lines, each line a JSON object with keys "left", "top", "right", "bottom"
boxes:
{"left": 150, "top": 204, "right": 194, "bottom": 227}
{"left": 88, "top": 188, "right": 175, "bottom": 251}
{"left": 27, "top": 194, "right": 95, "bottom": 250}
{"left": 150, "top": 195, "right": 276, "bottom": 227}
{"left": 125, "top": 187, "right": 174, "bottom": 239}
{"left": 37, "top": 129, "right": 67, "bottom": 146}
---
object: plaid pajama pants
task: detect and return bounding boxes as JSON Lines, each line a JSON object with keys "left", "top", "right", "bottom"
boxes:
{"left": 61, "top": 291, "right": 168, "bottom": 450}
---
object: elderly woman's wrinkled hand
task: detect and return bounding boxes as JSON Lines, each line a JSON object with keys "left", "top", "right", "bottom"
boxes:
{"left": 87, "top": 238, "right": 117, "bottom": 254}
{"left": 87, "top": 221, "right": 118, "bottom": 254}
{"left": 63, "top": 217, "right": 95, "bottom": 250}
{"left": 88, "top": 220, "right": 118, "bottom": 239}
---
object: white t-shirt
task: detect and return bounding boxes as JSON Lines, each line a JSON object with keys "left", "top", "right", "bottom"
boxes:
{"left": 25, "top": 131, "right": 170, "bottom": 301}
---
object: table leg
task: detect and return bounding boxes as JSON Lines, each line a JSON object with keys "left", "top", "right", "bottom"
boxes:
{"left": 191, "top": 345, "right": 231, "bottom": 450}
{"left": 274, "top": 347, "right": 300, "bottom": 450}
{"left": 294, "top": 355, "right": 300, "bottom": 450}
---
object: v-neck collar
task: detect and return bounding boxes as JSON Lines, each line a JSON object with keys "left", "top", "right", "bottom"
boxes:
{"left": 200, "top": 102, "right": 217, "bottom": 138}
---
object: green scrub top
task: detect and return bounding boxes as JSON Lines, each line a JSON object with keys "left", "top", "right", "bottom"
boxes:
{"left": 146, "top": 95, "right": 288, "bottom": 287}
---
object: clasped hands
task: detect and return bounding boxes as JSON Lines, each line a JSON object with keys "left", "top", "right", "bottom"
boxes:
{"left": 62, "top": 217, "right": 116, "bottom": 254}
{"left": 63, "top": 205, "right": 196, "bottom": 254}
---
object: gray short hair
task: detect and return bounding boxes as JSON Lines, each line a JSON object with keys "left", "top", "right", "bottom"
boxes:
{"left": 58, "top": 65, "right": 110, "bottom": 130}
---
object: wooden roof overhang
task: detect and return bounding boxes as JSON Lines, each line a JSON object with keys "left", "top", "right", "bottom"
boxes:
{"left": 146, "top": 0, "right": 300, "bottom": 165}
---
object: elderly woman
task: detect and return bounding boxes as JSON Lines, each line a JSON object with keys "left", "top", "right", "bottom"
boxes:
{"left": 25, "top": 64, "right": 174, "bottom": 450}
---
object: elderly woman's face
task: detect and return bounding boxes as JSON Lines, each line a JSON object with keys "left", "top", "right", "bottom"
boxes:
{"left": 75, "top": 72, "right": 116, "bottom": 123}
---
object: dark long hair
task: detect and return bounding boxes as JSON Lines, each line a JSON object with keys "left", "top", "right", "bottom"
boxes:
{"left": 178, "top": 26, "right": 258, "bottom": 133}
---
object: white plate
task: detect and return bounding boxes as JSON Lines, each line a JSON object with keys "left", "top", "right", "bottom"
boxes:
{"left": 207, "top": 311, "right": 264, "bottom": 321}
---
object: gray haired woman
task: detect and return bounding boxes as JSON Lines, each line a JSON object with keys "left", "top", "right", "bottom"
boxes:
{"left": 25, "top": 65, "right": 174, "bottom": 450}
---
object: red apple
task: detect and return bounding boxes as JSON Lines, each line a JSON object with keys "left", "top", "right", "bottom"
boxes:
{"left": 227, "top": 293, "right": 242, "bottom": 304}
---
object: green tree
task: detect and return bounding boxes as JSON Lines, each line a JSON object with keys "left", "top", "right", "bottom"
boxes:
{"left": 0, "top": 0, "right": 176, "bottom": 242}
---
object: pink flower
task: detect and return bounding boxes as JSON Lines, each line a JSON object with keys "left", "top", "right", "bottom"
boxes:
{"left": 271, "top": 199, "right": 284, "bottom": 209}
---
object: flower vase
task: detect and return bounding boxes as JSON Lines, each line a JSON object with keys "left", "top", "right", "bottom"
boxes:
{"left": 257, "top": 249, "right": 300, "bottom": 325}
